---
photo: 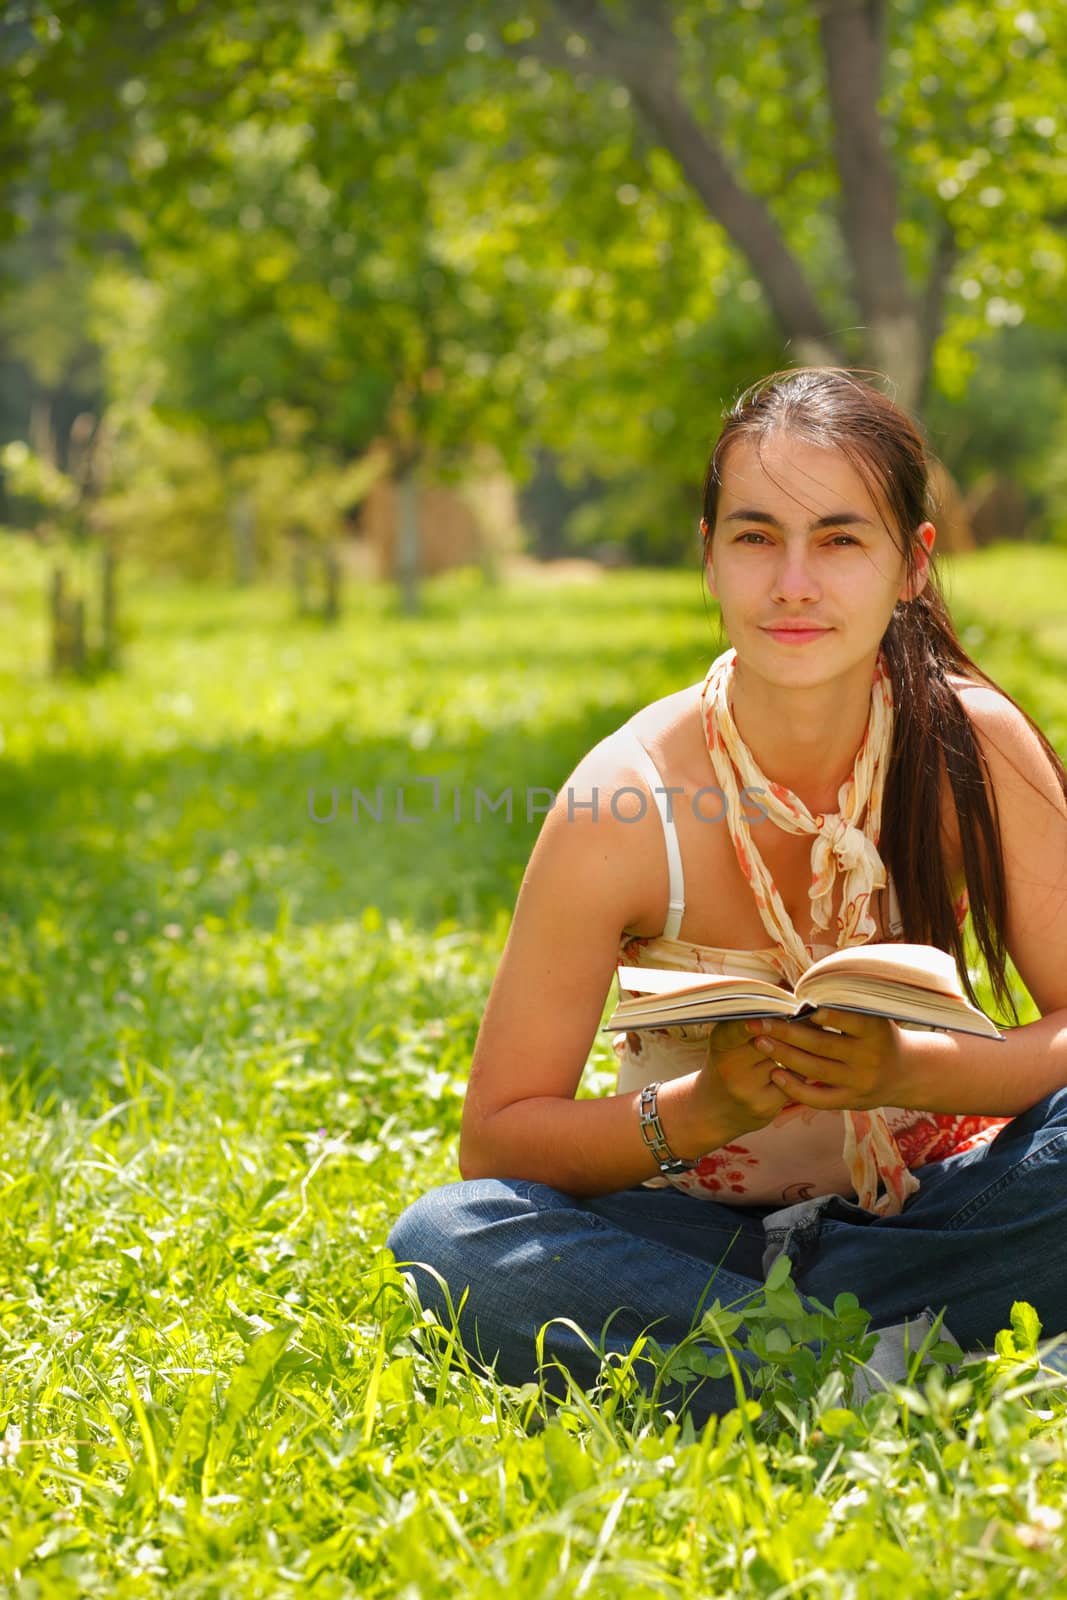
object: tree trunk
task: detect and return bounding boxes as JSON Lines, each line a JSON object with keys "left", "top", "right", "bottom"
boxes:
{"left": 49, "top": 566, "right": 90, "bottom": 674}
{"left": 322, "top": 544, "right": 341, "bottom": 622}
{"left": 30, "top": 396, "right": 57, "bottom": 470}
{"left": 395, "top": 467, "right": 421, "bottom": 616}
{"left": 865, "top": 316, "right": 924, "bottom": 415}
{"left": 229, "top": 492, "right": 257, "bottom": 586}
{"left": 100, "top": 541, "right": 119, "bottom": 668}
{"left": 69, "top": 594, "right": 87, "bottom": 674}
{"left": 817, "top": 0, "right": 922, "bottom": 407}
{"left": 291, "top": 529, "right": 310, "bottom": 615}
{"left": 50, "top": 566, "right": 69, "bottom": 675}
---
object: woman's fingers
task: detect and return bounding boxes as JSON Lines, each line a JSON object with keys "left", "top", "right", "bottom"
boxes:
{"left": 702, "top": 1016, "right": 795, "bottom": 1131}
{"left": 753, "top": 1015, "right": 853, "bottom": 1058}
{"left": 768, "top": 1068, "right": 850, "bottom": 1108}
{"left": 755, "top": 1033, "right": 855, "bottom": 1083}
{"left": 707, "top": 1017, "right": 767, "bottom": 1056}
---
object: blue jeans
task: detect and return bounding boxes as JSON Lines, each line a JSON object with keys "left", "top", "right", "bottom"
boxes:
{"left": 387, "top": 1087, "right": 1067, "bottom": 1420}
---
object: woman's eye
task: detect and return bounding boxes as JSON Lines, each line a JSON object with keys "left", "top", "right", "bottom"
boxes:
{"left": 733, "top": 530, "right": 860, "bottom": 547}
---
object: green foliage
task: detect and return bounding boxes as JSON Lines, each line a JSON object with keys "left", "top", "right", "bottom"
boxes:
{"left": 0, "top": 440, "right": 78, "bottom": 523}
{"left": 1, "top": 543, "right": 1067, "bottom": 1592}
{"left": 7, "top": 0, "right": 1067, "bottom": 571}
{"left": 924, "top": 323, "right": 1067, "bottom": 540}
{"left": 86, "top": 413, "right": 232, "bottom": 580}
{"left": 890, "top": 1, "right": 1067, "bottom": 312}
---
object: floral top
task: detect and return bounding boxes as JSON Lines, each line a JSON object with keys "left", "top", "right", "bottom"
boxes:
{"left": 608, "top": 690, "right": 1012, "bottom": 1214}
{"left": 613, "top": 925, "right": 1011, "bottom": 1210}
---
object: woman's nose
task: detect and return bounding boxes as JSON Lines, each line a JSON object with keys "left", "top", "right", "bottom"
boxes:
{"left": 771, "top": 543, "right": 821, "bottom": 603}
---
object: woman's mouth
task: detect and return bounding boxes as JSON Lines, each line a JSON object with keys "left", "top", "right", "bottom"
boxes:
{"left": 760, "top": 624, "right": 833, "bottom": 645}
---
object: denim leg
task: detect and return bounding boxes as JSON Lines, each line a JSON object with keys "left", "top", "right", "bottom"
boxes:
{"left": 765, "top": 1087, "right": 1067, "bottom": 1356}
{"left": 386, "top": 1178, "right": 829, "bottom": 1419}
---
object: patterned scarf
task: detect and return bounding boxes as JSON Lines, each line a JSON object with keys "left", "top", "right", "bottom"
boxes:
{"left": 700, "top": 646, "right": 919, "bottom": 1216}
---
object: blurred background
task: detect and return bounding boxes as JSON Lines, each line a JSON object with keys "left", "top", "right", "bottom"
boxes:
{"left": 2, "top": 0, "right": 1066, "bottom": 628}
{"left": 2, "top": 0, "right": 1066, "bottom": 993}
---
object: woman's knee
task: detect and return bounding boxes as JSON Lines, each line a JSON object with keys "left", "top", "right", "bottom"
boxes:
{"left": 386, "top": 1178, "right": 556, "bottom": 1304}
{"left": 386, "top": 1177, "right": 574, "bottom": 1379}
{"left": 388, "top": 1182, "right": 473, "bottom": 1287}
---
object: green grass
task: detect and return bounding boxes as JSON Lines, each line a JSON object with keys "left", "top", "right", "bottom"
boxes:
{"left": 2, "top": 537, "right": 1067, "bottom": 1596}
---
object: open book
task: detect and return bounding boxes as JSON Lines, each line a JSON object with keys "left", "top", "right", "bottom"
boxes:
{"left": 605, "top": 943, "right": 1004, "bottom": 1040}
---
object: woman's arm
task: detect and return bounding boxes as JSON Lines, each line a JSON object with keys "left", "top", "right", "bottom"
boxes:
{"left": 759, "top": 686, "right": 1067, "bottom": 1117}
{"left": 459, "top": 740, "right": 789, "bottom": 1196}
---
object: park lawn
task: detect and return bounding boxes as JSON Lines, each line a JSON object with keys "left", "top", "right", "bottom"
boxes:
{"left": 1, "top": 537, "right": 1067, "bottom": 1597}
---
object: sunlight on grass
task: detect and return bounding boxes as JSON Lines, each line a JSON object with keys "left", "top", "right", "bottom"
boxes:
{"left": 2, "top": 540, "right": 1066, "bottom": 1595}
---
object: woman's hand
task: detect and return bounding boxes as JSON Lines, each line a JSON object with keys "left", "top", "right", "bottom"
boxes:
{"left": 700, "top": 1017, "right": 797, "bottom": 1137}
{"left": 747, "top": 1007, "right": 910, "bottom": 1112}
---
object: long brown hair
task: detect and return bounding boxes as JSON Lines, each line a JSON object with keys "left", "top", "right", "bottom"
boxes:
{"left": 700, "top": 366, "right": 1067, "bottom": 1017}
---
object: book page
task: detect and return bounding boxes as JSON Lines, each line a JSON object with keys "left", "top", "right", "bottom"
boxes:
{"left": 616, "top": 965, "right": 791, "bottom": 1002}
{"left": 798, "top": 942, "right": 962, "bottom": 999}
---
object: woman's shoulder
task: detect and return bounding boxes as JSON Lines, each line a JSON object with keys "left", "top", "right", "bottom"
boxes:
{"left": 947, "top": 674, "right": 1064, "bottom": 798}
{"left": 549, "top": 681, "right": 706, "bottom": 850}
{"left": 946, "top": 671, "right": 1013, "bottom": 718}
{"left": 944, "top": 673, "right": 1013, "bottom": 752}
{"left": 604, "top": 682, "right": 705, "bottom": 779}
{"left": 521, "top": 686, "right": 705, "bottom": 946}
{"left": 936, "top": 675, "right": 1066, "bottom": 877}
{"left": 944, "top": 672, "right": 1028, "bottom": 747}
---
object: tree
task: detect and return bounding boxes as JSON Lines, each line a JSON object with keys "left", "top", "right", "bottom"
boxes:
{"left": 501, "top": 0, "right": 1066, "bottom": 414}
{"left": 6, "top": 1, "right": 1067, "bottom": 567}
{"left": 2, "top": 4, "right": 559, "bottom": 607}
{"left": 338, "top": 0, "right": 1067, "bottom": 550}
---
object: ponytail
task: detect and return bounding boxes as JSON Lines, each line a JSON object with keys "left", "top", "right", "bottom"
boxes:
{"left": 880, "top": 584, "right": 1009, "bottom": 1014}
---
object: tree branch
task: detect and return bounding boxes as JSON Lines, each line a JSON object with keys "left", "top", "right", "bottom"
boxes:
{"left": 540, "top": 0, "right": 841, "bottom": 363}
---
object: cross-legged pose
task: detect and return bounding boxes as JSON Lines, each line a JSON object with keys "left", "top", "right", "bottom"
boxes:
{"left": 389, "top": 368, "right": 1067, "bottom": 1421}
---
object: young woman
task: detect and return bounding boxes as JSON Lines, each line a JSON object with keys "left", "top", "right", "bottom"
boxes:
{"left": 388, "top": 367, "right": 1067, "bottom": 1419}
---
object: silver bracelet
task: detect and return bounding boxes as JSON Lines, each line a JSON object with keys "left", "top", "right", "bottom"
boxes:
{"left": 638, "top": 1082, "right": 697, "bottom": 1175}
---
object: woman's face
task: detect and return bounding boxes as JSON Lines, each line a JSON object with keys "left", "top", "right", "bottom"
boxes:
{"left": 704, "top": 430, "right": 934, "bottom": 692}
